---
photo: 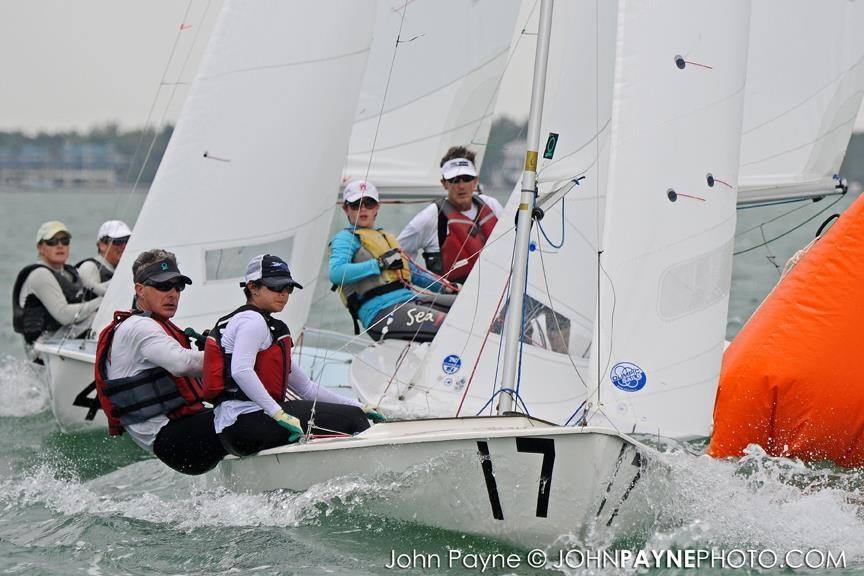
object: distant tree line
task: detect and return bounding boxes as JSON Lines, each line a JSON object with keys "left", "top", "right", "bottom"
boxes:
{"left": 0, "top": 123, "right": 173, "bottom": 184}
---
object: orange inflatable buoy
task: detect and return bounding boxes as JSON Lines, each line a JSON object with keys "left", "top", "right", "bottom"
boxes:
{"left": 708, "top": 193, "right": 864, "bottom": 468}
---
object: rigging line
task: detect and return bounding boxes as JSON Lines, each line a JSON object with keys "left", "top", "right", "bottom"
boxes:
{"left": 594, "top": 0, "right": 601, "bottom": 411}
{"left": 455, "top": 275, "right": 510, "bottom": 417}
{"left": 112, "top": 0, "right": 202, "bottom": 218}
{"left": 468, "top": 0, "right": 540, "bottom": 146}
{"left": 361, "top": 3, "right": 409, "bottom": 185}
{"left": 733, "top": 194, "right": 845, "bottom": 256}
{"left": 537, "top": 195, "right": 565, "bottom": 248}
{"left": 759, "top": 223, "right": 781, "bottom": 275}
{"left": 535, "top": 227, "right": 588, "bottom": 387}
{"left": 119, "top": 0, "right": 215, "bottom": 222}
{"left": 734, "top": 196, "right": 816, "bottom": 236}
{"left": 488, "top": 239, "right": 519, "bottom": 415}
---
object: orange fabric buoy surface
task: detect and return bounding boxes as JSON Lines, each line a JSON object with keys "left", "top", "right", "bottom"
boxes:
{"left": 708, "top": 193, "right": 864, "bottom": 467}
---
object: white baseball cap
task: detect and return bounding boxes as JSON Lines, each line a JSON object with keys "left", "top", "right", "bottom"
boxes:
{"left": 98, "top": 220, "right": 132, "bottom": 241}
{"left": 342, "top": 180, "right": 379, "bottom": 204}
{"left": 441, "top": 158, "right": 477, "bottom": 180}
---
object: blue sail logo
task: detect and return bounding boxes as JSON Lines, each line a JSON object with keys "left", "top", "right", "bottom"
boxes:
{"left": 610, "top": 362, "right": 646, "bottom": 392}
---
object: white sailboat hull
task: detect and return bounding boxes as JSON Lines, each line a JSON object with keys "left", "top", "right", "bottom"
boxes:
{"left": 212, "top": 416, "right": 653, "bottom": 548}
{"left": 34, "top": 339, "right": 106, "bottom": 433}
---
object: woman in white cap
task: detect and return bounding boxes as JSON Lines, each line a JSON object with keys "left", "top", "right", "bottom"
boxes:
{"left": 202, "top": 254, "right": 381, "bottom": 456}
{"left": 76, "top": 219, "right": 132, "bottom": 293}
{"left": 12, "top": 221, "right": 103, "bottom": 361}
{"left": 397, "top": 145, "right": 503, "bottom": 283}
{"left": 330, "top": 180, "right": 457, "bottom": 342}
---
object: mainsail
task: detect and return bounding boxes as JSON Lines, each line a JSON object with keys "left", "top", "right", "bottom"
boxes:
{"left": 737, "top": 0, "right": 864, "bottom": 205}
{"left": 92, "top": 0, "right": 377, "bottom": 332}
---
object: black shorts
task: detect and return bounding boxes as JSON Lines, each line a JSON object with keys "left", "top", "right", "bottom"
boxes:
{"left": 152, "top": 409, "right": 227, "bottom": 475}
{"left": 218, "top": 400, "right": 371, "bottom": 457}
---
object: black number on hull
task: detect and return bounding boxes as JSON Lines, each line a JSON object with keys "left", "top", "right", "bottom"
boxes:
{"left": 476, "top": 438, "right": 556, "bottom": 520}
{"left": 515, "top": 437, "right": 556, "bottom": 518}
{"left": 476, "top": 441, "right": 504, "bottom": 520}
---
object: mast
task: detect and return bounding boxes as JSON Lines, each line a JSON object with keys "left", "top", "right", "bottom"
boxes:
{"left": 497, "top": 0, "right": 554, "bottom": 414}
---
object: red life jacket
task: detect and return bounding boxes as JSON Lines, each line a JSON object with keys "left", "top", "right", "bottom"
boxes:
{"left": 202, "top": 305, "right": 293, "bottom": 404}
{"left": 436, "top": 196, "right": 498, "bottom": 283}
{"left": 94, "top": 310, "right": 205, "bottom": 436}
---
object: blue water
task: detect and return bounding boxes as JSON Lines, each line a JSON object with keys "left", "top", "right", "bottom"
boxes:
{"left": 1, "top": 186, "right": 862, "bottom": 575}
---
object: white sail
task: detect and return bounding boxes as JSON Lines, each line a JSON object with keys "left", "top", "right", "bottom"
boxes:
{"left": 343, "top": 0, "right": 521, "bottom": 196}
{"left": 92, "top": 0, "right": 376, "bottom": 332}
{"left": 589, "top": 0, "right": 751, "bottom": 438}
{"left": 351, "top": 0, "right": 618, "bottom": 420}
{"left": 352, "top": 1, "right": 751, "bottom": 440}
{"left": 737, "top": 0, "right": 864, "bottom": 205}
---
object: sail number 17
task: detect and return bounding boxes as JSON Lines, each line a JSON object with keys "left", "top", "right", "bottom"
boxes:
{"left": 476, "top": 438, "right": 555, "bottom": 520}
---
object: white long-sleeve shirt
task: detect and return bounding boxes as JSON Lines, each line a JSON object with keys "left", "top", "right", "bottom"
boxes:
{"left": 105, "top": 314, "right": 204, "bottom": 450}
{"left": 18, "top": 265, "right": 103, "bottom": 333}
{"left": 212, "top": 310, "right": 361, "bottom": 433}
{"left": 76, "top": 254, "right": 113, "bottom": 296}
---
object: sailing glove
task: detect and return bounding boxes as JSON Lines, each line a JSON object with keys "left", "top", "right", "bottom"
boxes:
{"left": 363, "top": 403, "right": 386, "bottom": 423}
{"left": 377, "top": 249, "right": 405, "bottom": 271}
{"left": 272, "top": 409, "right": 303, "bottom": 442}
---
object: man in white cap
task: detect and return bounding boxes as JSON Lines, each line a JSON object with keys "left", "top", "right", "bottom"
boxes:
{"left": 76, "top": 220, "right": 132, "bottom": 295}
{"left": 397, "top": 145, "right": 503, "bottom": 284}
{"left": 330, "top": 180, "right": 456, "bottom": 342}
{"left": 12, "top": 221, "right": 103, "bottom": 361}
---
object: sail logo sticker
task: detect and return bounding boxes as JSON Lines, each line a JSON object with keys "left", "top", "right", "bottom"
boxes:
{"left": 442, "top": 354, "right": 462, "bottom": 375}
{"left": 610, "top": 362, "right": 646, "bottom": 392}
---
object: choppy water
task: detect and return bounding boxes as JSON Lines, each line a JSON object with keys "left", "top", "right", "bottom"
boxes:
{"left": 1, "top": 187, "right": 862, "bottom": 574}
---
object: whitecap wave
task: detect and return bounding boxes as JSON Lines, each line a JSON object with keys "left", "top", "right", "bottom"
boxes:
{"left": 0, "top": 355, "right": 49, "bottom": 417}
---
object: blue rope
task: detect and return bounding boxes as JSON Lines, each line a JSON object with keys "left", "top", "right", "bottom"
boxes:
{"left": 537, "top": 196, "right": 565, "bottom": 249}
{"left": 475, "top": 388, "right": 532, "bottom": 416}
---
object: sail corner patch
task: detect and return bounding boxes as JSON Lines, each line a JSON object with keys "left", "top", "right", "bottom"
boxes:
{"left": 610, "top": 362, "right": 646, "bottom": 392}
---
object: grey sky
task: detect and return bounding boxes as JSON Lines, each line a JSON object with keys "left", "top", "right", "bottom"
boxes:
{"left": 2, "top": 1, "right": 862, "bottom": 134}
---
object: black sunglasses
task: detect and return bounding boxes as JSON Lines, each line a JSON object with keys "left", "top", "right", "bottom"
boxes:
{"left": 263, "top": 283, "right": 294, "bottom": 294}
{"left": 42, "top": 236, "right": 71, "bottom": 246}
{"left": 102, "top": 236, "right": 129, "bottom": 245}
{"left": 145, "top": 281, "right": 186, "bottom": 293}
{"left": 446, "top": 174, "right": 476, "bottom": 184}
{"left": 346, "top": 198, "right": 378, "bottom": 210}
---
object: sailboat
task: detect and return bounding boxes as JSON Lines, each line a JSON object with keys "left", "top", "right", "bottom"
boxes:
{"left": 32, "top": 0, "right": 522, "bottom": 433}
{"left": 208, "top": 0, "right": 760, "bottom": 548}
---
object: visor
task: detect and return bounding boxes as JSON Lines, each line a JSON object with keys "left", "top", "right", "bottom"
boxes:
{"left": 134, "top": 258, "right": 193, "bottom": 285}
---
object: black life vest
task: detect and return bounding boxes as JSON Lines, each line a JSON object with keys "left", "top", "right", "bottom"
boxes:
{"left": 94, "top": 310, "right": 205, "bottom": 436}
{"left": 76, "top": 257, "right": 114, "bottom": 282}
{"left": 12, "top": 263, "right": 97, "bottom": 343}
{"left": 202, "top": 305, "right": 293, "bottom": 404}
{"left": 435, "top": 196, "right": 497, "bottom": 283}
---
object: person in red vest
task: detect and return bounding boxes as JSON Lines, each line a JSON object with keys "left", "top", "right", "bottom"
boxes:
{"left": 94, "top": 249, "right": 226, "bottom": 475}
{"left": 203, "top": 254, "right": 381, "bottom": 457}
{"left": 397, "top": 146, "right": 503, "bottom": 283}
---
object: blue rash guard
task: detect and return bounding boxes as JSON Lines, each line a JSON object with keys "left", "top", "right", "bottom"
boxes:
{"left": 329, "top": 228, "right": 444, "bottom": 328}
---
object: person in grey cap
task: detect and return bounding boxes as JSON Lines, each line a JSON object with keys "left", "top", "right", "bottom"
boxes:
{"left": 202, "top": 254, "right": 381, "bottom": 456}
{"left": 76, "top": 219, "right": 132, "bottom": 295}
{"left": 94, "top": 248, "right": 226, "bottom": 475}
{"left": 12, "top": 220, "right": 103, "bottom": 361}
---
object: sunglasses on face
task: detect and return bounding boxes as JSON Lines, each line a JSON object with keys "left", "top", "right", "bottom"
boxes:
{"left": 263, "top": 283, "right": 294, "bottom": 294}
{"left": 446, "top": 174, "right": 476, "bottom": 184}
{"left": 102, "top": 236, "right": 129, "bottom": 245}
{"left": 42, "top": 236, "right": 71, "bottom": 247}
{"left": 145, "top": 281, "right": 186, "bottom": 293}
{"left": 346, "top": 198, "right": 378, "bottom": 210}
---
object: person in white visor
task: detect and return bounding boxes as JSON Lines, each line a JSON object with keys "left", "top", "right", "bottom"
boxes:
{"left": 397, "top": 146, "right": 503, "bottom": 284}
